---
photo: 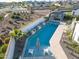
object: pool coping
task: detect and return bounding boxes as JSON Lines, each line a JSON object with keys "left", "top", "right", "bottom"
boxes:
{"left": 49, "top": 24, "right": 68, "bottom": 59}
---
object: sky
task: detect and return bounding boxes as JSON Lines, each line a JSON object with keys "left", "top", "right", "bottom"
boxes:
{"left": 0, "top": 0, "right": 61, "bottom": 2}
{"left": 0, "top": 0, "right": 77, "bottom": 2}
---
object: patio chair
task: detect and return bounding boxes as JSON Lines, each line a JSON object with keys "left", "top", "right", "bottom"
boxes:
{"left": 28, "top": 49, "right": 34, "bottom": 55}
{"left": 44, "top": 48, "right": 49, "bottom": 56}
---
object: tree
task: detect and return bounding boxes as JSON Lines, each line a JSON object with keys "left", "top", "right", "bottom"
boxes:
{"left": 76, "top": 16, "right": 79, "bottom": 21}
{"left": 0, "top": 44, "right": 8, "bottom": 53}
{"left": 0, "top": 16, "right": 3, "bottom": 21}
{"left": 0, "top": 40, "right": 3, "bottom": 46}
{"left": 4, "top": 37, "right": 10, "bottom": 44}
{"left": 9, "top": 29, "right": 25, "bottom": 41}
{"left": 49, "top": 3, "right": 60, "bottom": 11}
{"left": 64, "top": 14, "right": 74, "bottom": 21}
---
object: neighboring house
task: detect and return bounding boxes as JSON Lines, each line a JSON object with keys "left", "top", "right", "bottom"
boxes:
{"left": 72, "top": 9, "right": 79, "bottom": 16}
{"left": 73, "top": 21, "right": 79, "bottom": 43}
{"left": 72, "top": 0, "right": 79, "bottom": 3}
{"left": 12, "top": 8, "right": 29, "bottom": 13}
{"left": 49, "top": 11, "right": 64, "bottom": 21}
{"left": 32, "top": 1, "right": 50, "bottom": 9}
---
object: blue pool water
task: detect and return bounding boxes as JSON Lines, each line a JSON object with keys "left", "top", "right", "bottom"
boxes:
{"left": 23, "top": 21, "right": 59, "bottom": 57}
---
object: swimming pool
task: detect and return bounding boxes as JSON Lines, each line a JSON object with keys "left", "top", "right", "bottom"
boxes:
{"left": 23, "top": 21, "right": 59, "bottom": 57}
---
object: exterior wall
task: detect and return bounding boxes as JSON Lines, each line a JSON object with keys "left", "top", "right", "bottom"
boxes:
{"left": 70, "top": 18, "right": 76, "bottom": 30}
{"left": 73, "top": 22, "right": 79, "bottom": 43}
{"left": 4, "top": 37, "right": 15, "bottom": 59}
{"left": 73, "top": 9, "right": 79, "bottom": 16}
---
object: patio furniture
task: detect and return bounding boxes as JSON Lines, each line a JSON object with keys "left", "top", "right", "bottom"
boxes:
{"left": 28, "top": 49, "right": 34, "bottom": 55}
{"left": 44, "top": 48, "right": 49, "bottom": 56}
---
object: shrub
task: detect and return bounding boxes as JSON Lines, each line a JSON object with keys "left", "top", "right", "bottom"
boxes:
{"left": 74, "top": 46, "right": 79, "bottom": 54}
{"left": 9, "top": 21, "right": 13, "bottom": 24}
{"left": 10, "top": 29, "right": 25, "bottom": 41}
{"left": 64, "top": 14, "right": 73, "bottom": 20}
{"left": 16, "top": 13, "right": 20, "bottom": 16}
{"left": 0, "top": 40, "right": 3, "bottom": 46}
{"left": 1, "top": 44, "right": 8, "bottom": 53}
{"left": 0, "top": 34, "right": 3, "bottom": 37}
{"left": 0, "top": 53, "right": 4, "bottom": 59}
{"left": 66, "top": 30, "right": 71, "bottom": 35}
{"left": 13, "top": 12, "right": 17, "bottom": 15}
{"left": 9, "top": 30, "right": 16, "bottom": 37}
{"left": 76, "top": 16, "right": 79, "bottom": 21}
{"left": 66, "top": 30, "right": 79, "bottom": 54}
{"left": 4, "top": 37, "right": 10, "bottom": 44}
{"left": 11, "top": 15, "right": 20, "bottom": 19}
{"left": 44, "top": 16, "right": 49, "bottom": 21}
{"left": 71, "top": 42, "right": 78, "bottom": 48}
{"left": 0, "top": 16, "right": 3, "bottom": 21}
{"left": 66, "top": 30, "right": 72, "bottom": 41}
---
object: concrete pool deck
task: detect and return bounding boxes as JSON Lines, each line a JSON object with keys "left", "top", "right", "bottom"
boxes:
{"left": 50, "top": 24, "right": 68, "bottom": 59}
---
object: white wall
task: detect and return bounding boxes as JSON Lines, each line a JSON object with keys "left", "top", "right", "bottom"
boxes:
{"left": 73, "top": 22, "right": 79, "bottom": 43}
{"left": 4, "top": 37, "right": 15, "bottom": 59}
{"left": 73, "top": 9, "right": 79, "bottom": 16}
{"left": 71, "top": 18, "right": 76, "bottom": 30}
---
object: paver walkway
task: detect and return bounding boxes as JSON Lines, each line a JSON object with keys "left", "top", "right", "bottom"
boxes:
{"left": 50, "top": 24, "right": 68, "bottom": 59}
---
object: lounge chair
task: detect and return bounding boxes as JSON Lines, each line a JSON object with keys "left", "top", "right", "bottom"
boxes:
{"left": 28, "top": 49, "right": 34, "bottom": 55}
{"left": 44, "top": 48, "right": 49, "bottom": 56}
{"left": 31, "top": 30, "right": 35, "bottom": 34}
{"left": 38, "top": 26, "right": 41, "bottom": 29}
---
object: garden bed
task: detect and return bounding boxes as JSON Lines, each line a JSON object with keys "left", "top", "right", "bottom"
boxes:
{"left": 60, "top": 31, "right": 79, "bottom": 59}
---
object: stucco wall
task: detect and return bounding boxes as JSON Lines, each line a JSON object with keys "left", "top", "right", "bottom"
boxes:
{"left": 73, "top": 22, "right": 79, "bottom": 43}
